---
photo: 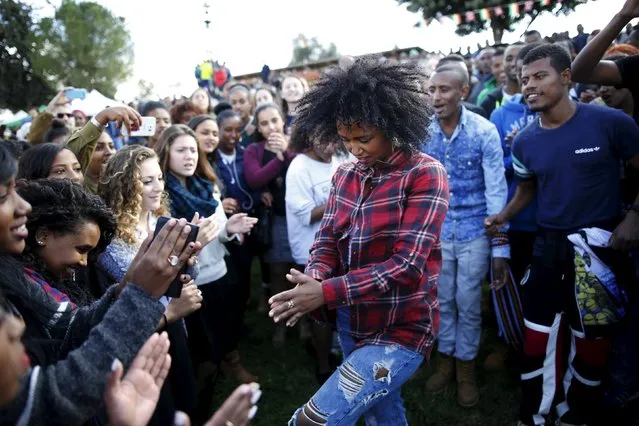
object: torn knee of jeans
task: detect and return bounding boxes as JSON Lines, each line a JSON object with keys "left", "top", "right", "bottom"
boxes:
{"left": 373, "top": 361, "right": 392, "bottom": 385}
{"left": 384, "top": 344, "right": 399, "bottom": 354}
{"left": 298, "top": 399, "right": 328, "bottom": 425}
{"left": 338, "top": 361, "right": 365, "bottom": 402}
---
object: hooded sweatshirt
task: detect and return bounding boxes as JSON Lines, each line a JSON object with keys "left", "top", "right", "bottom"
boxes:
{"left": 490, "top": 94, "right": 538, "bottom": 232}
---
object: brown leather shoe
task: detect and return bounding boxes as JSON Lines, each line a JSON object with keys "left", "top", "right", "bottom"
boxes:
{"left": 426, "top": 353, "right": 455, "bottom": 393}
{"left": 456, "top": 359, "right": 479, "bottom": 408}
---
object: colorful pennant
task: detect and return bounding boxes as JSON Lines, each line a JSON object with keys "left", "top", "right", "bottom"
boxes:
{"left": 419, "top": 0, "right": 566, "bottom": 27}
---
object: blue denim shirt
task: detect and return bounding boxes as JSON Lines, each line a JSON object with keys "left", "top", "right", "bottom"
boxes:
{"left": 423, "top": 106, "right": 509, "bottom": 258}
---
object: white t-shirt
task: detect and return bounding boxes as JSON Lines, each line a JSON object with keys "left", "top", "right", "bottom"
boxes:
{"left": 218, "top": 150, "right": 236, "bottom": 165}
{"left": 285, "top": 153, "right": 351, "bottom": 265}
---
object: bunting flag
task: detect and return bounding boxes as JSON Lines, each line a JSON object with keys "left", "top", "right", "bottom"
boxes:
{"left": 426, "top": 0, "right": 566, "bottom": 26}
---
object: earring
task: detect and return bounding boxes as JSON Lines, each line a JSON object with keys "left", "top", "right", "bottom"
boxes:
{"left": 392, "top": 137, "right": 400, "bottom": 151}
{"left": 37, "top": 240, "right": 45, "bottom": 246}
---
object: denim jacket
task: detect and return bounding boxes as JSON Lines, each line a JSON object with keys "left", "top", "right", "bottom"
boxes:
{"left": 423, "top": 106, "right": 510, "bottom": 258}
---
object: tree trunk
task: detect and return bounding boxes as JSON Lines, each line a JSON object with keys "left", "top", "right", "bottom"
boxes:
{"left": 491, "top": 21, "right": 504, "bottom": 44}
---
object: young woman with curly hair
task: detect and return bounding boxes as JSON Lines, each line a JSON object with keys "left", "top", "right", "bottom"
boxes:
{"left": 154, "top": 125, "right": 259, "bottom": 387}
{"left": 16, "top": 179, "right": 116, "bottom": 307}
{"left": 97, "top": 146, "right": 201, "bottom": 324}
{"left": 97, "top": 145, "right": 207, "bottom": 421}
{"left": 268, "top": 56, "right": 450, "bottom": 425}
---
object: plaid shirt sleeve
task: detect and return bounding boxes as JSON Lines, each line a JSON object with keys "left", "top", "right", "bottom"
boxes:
{"left": 305, "top": 171, "right": 343, "bottom": 281}
{"left": 320, "top": 160, "right": 449, "bottom": 309}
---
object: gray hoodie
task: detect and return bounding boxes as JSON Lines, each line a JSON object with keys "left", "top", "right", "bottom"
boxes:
{"left": 0, "top": 284, "right": 165, "bottom": 426}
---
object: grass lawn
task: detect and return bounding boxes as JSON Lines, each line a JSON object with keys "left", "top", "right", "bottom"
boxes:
{"left": 211, "top": 266, "right": 521, "bottom": 425}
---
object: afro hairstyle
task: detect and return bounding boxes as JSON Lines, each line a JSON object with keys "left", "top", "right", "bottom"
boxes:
{"left": 290, "top": 55, "right": 431, "bottom": 156}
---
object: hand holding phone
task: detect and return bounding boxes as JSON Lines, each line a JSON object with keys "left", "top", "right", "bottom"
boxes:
{"left": 152, "top": 216, "right": 200, "bottom": 298}
{"left": 122, "top": 218, "right": 201, "bottom": 299}
{"left": 121, "top": 116, "right": 156, "bottom": 137}
{"left": 94, "top": 106, "right": 142, "bottom": 132}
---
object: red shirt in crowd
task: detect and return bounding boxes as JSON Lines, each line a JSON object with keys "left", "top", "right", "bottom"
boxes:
{"left": 306, "top": 150, "right": 449, "bottom": 357}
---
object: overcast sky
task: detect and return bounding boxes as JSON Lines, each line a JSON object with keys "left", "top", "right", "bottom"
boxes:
{"left": 28, "top": 0, "right": 634, "bottom": 101}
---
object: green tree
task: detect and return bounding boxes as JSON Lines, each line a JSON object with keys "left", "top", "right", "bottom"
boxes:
{"left": 290, "top": 34, "right": 338, "bottom": 66}
{"left": 0, "top": 0, "right": 53, "bottom": 111}
{"left": 32, "top": 0, "right": 134, "bottom": 98}
{"left": 399, "top": 0, "right": 585, "bottom": 43}
{"left": 137, "top": 79, "right": 155, "bottom": 100}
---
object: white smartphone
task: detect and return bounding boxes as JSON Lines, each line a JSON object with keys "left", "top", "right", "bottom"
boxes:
{"left": 121, "top": 116, "right": 156, "bottom": 137}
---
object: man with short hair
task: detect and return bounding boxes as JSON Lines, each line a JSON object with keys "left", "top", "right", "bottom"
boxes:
{"left": 476, "top": 47, "right": 506, "bottom": 106}
{"left": 467, "top": 47, "right": 495, "bottom": 104}
{"left": 437, "top": 56, "right": 489, "bottom": 118}
{"left": 481, "top": 43, "right": 525, "bottom": 117}
{"left": 486, "top": 44, "right": 639, "bottom": 426}
{"left": 572, "top": 24, "right": 590, "bottom": 54}
{"left": 423, "top": 64, "right": 509, "bottom": 408}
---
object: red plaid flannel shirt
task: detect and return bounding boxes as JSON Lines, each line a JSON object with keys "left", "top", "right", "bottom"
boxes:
{"left": 306, "top": 151, "right": 449, "bottom": 357}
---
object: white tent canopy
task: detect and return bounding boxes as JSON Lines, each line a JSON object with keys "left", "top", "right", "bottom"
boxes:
{"left": 0, "top": 110, "right": 15, "bottom": 124}
{"left": 0, "top": 110, "right": 28, "bottom": 126}
{"left": 71, "top": 89, "right": 124, "bottom": 116}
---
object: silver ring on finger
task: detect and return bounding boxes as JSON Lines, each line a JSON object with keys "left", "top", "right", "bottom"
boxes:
{"left": 287, "top": 300, "right": 295, "bottom": 310}
{"left": 167, "top": 255, "right": 180, "bottom": 267}
{"left": 192, "top": 255, "right": 199, "bottom": 264}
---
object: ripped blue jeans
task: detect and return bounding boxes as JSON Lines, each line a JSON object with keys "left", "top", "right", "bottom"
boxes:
{"left": 289, "top": 307, "right": 424, "bottom": 425}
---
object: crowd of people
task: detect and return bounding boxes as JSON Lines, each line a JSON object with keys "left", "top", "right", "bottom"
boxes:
{"left": 1, "top": 0, "right": 639, "bottom": 425}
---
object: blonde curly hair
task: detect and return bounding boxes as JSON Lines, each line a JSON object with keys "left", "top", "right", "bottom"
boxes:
{"left": 98, "top": 145, "right": 169, "bottom": 245}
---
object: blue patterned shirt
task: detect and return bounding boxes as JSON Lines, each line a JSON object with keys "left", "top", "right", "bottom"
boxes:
{"left": 423, "top": 106, "right": 510, "bottom": 258}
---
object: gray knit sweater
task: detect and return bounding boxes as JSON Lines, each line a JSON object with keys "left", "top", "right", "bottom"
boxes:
{"left": 0, "top": 284, "right": 165, "bottom": 426}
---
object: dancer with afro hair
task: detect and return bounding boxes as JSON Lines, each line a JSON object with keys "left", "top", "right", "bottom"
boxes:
{"left": 269, "top": 56, "right": 450, "bottom": 425}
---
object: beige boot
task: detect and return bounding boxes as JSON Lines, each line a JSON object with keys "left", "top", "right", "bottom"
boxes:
{"left": 456, "top": 359, "right": 479, "bottom": 407}
{"left": 483, "top": 342, "right": 509, "bottom": 372}
{"left": 426, "top": 353, "right": 455, "bottom": 393}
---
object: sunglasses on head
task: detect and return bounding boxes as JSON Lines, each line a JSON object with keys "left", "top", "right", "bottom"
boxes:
{"left": 57, "top": 113, "right": 73, "bottom": 119}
